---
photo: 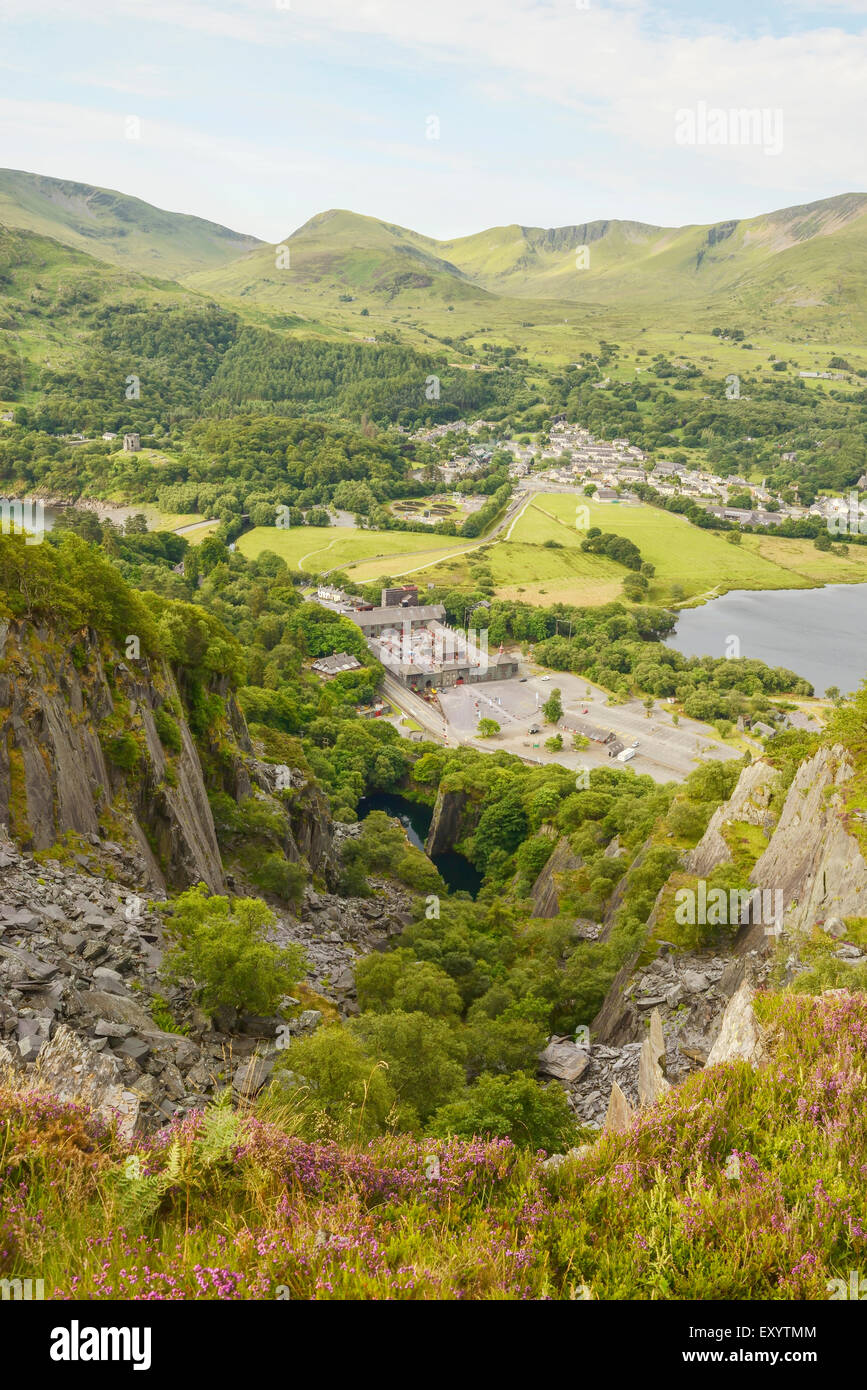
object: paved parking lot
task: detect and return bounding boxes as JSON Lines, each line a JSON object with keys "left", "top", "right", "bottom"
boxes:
{"left": 438, "top": 665, "right": 741, "bottom": 783}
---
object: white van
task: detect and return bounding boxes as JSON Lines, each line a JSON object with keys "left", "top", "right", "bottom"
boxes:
{"left": 616, "top": 747, "right": 636, "bottom": 763}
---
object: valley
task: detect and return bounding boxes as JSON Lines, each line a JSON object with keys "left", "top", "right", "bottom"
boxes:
{"left": 1, "top": 156, "right": 867, "bottom": 1315}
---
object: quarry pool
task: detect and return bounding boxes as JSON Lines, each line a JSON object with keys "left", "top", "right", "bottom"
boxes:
{"left": 357, "top": 793, "right": 482, "bottom": 898}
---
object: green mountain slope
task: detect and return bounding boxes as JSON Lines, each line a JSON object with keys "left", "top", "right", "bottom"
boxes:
{"left": 437, "top": 194, "right": 867, "bottom": 317}
{"left": 0, "top": 168, "right": 262, "bottom": 278}
{"left": 186, "top": 192, "right": 867, "bottom": 341}
{"left": 0, "top": 222, "right": 210, "bottom": 376}
{"left": 3, "top": 171, "right": 867, "bottom": 376}
{"left": 185, "top": 206, "right": 493, "bottom": 308}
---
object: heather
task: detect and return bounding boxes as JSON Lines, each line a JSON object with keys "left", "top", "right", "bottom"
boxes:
{"left": 2, "top": 989, "right": 865, "bottom": 1300}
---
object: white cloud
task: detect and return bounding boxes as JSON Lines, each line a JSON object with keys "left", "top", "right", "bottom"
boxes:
{"left": 1, "top": 1, "right": 865, "bottom": 232}
{"left": 37, "top": 0, "right": 858, "bottom": 196}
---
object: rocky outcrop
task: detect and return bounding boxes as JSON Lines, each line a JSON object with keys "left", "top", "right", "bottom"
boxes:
{"left": 0, "top": 618, "right": 224, "bottom": 892}
{"left": 36, "top": 1025, "right": 141, "bottom": 1140}
{"left": 252, "top": 760, "right": 336, "bottom": 881}
{"left": 560, "top": 743, "right": 867, "bottom": 1132}
{"left": 538, "top": 1037, "right": 590, "bottom": 1083}
{"left": 749, "top": 744, "right": 867, "bottom": 937}
{"left": 685, "top": 758, "right": 780, "bottom": 877}
{"left": 0, "top": 825, "right": 413, "bottom": 1130}
{"left": 557, "top": 948, "right": 773, "bottom": 1128}
{"left": 705, "top": 979, "right": 765, "bottom": 1067}
{"left": 638, "top": 1008, "right": 669, "bottom": 1106}
{"left": 600, "top": 839, "right": 652, "bottom": 940}
{"left": 603, "top": 1080, "right": 632, "bottom": 1134}
{"left": 425, "top": 787, "right": 472, "bottom": 857}
{"left": 530, "top": 835, "right": 583, "bottom": 917}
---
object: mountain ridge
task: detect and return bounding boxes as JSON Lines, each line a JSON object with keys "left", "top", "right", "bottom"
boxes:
{"left": 0, "top": 168, "right": 262, "bottom": 278}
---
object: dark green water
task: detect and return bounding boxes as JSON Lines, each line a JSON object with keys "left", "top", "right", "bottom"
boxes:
{"left": 357, "top": 792, "right": 482, "bottom": 898}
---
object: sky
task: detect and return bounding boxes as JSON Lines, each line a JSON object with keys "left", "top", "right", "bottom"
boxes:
{"left": 0, "top": 0, "right": 865, "bottom": 241}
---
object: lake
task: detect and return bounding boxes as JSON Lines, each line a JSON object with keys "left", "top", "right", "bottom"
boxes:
{"left": 357, "top": 792, "right": 482, "bottom": 898}
{"left": 665, "top": 584, "right": 867, "bottom": 696}
{"left": 0, "top": 499, "right": 63, "bottom": 533}
{"left": 0, "top": 500, "right": 147, "bottom": 534}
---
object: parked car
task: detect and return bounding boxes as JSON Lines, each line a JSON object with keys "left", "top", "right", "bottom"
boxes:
{"left": 529, "top": 725, "right": 541, "bottom": 734}
{"left": 539, "top": 675, "right": 550, "bottom": 681}
{"left": 631, "top": 739, "right": 639, "bottom": 748}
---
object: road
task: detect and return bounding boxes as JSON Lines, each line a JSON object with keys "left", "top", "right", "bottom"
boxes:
{"left": 322, "top": 489, "right": 532, "bottom": 582}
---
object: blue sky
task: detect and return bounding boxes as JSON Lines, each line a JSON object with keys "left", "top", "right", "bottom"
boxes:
{"left": 0, "top": 0, "right": 865, "bottom": 240}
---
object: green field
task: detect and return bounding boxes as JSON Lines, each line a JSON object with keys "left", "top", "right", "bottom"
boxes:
{"left": 236, "top": 500, "right": 867, "bottom": 605}
{"left": 505, "top": 495, "right": 867, "bottom": 603}
{"left": 236, "top": 524, "right": 468, "bottom": 576}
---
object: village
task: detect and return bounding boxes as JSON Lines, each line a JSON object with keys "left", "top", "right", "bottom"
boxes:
{"left": 404, "top": 414, "right": 865, "bottom": 531}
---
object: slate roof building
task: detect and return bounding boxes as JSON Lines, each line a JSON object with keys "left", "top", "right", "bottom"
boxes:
{"left": 311, "top": 652, "right": 363, "bottom": 678}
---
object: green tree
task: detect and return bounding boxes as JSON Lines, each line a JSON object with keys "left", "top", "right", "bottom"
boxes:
{"left": 161, "top": 885, "right": 305, "bottom": 1016}
{"left": 474, "top": 787, "right": 529, "bottom": 871}
{"left": 477, "top": 717, "right": 500, "bottom": 737}
{"left": 350, "top": 1011, "right": 467, "bottom": 1124}
{"left": 273, "top": 1027, "right": 395, "bottom": 1140}
{"left": 542, "top": 687, "right": 563, "bottom": 723}
{"left": 464, "top": 1015, "right": 546, "bottom": 1077}
{"left": 356, "top": 950, "right": 462, "bottom": 1019}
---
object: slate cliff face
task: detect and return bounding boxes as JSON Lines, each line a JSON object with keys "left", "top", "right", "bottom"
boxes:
{"left": 683, "top": 746, "right": 867, "bottom": 942}
{"left": 749, "top": 744, "right": 867, "bottom": 935}
{"left": 0, "top": 618, "right": 224, "bottom": 892}
{"left": 588, "top": 744, "right": 867, "bottom": 1109}
{"left": 425, "top": 787, "right": 472, "bottom": 856}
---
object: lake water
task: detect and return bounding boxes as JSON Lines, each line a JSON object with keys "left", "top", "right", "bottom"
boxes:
{"left": 665, "top": 584, "right": 867, "bottom": 696}
{"left": 0, "top": 499, "right": 62, "bottom": 532}
{"left": 0, "top": 500, "right": 145, "bottom": 533}
{"left": 357, "top": 792, "right": 482, "bottom": 897}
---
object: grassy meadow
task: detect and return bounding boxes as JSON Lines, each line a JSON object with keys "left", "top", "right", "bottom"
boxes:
{"left": 504, "top": 495, "right": 867, "bottom": 604}
{"left": 236, "top": 498, "right": 867, "bottom": 606}
{"left": 237, "top": 523, "right": 468, "bottom": 577}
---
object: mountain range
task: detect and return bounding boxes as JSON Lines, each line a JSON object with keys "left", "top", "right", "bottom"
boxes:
{"left": 2, "top": 168, "right": 867, "bottom": 347}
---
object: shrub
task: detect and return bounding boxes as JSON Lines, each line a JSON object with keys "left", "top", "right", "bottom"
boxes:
{"left": 272, "top": 1027, "right": 396, "bottom": 1140}
{"left": 349, "top": 1010, "right": 467, "bottom": 1125}
{"left": 339, "top": 812, "right": 443, "bottom": 896}
{"left": 100, "top": 730, "right": 141, "bottom": 772}
{"left": 464, "top": 1016, "right": 546, "bottom": 1076}
{"left": 249, "top": 853, "right": 306, "bottom": 905}
{"left": 161, "top": 885, "right": 306, "bottom": 1016}
{"left": 154, "top": 706, "right": 183, "bottom": 754}
{"left": 356, "top": 951, "right": 462, "bottom": 1019}
{"left": 430, "top": 1072, "right": 576, "bottom": 1150}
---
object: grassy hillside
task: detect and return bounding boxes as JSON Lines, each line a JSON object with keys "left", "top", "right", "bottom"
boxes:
{"left": 437, "top": 195, "right": 867, "bottom": 312}
{"left": 186, "top": 192, "right": 867, "bottom": 350}
{"left": 0, "top": 223, "right": 207, "bottom": 384}
{"left": 185, "top": 207, "right": 494, "bottom": 312}
{"left": 0, "top": 168, "right": 261, "bottom": 278}
{"left": 4, "top": 174, "right": 867, "bottom": 396}
{"left": 3, "top": 989, "right": 864, "bottom": 1299}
